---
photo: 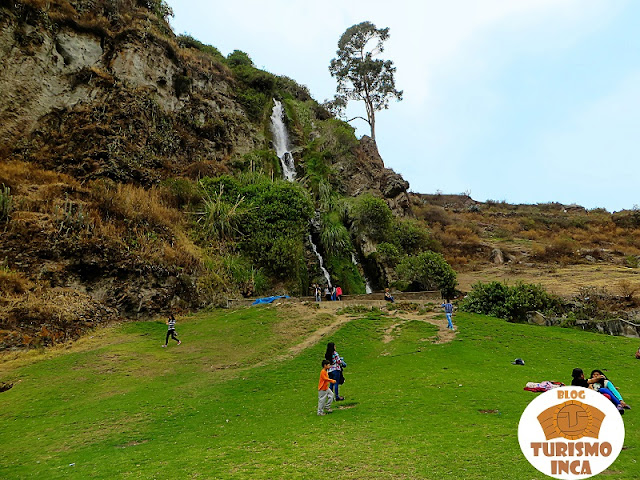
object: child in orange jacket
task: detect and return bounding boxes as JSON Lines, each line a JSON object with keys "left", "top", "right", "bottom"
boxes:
{"left": 318, "top": 359, "right": 336, "bottom": 415}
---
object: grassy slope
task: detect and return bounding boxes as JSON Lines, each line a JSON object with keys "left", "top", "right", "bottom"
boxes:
{"left": 0, "top": 305, "right": 638, "bottom": 479}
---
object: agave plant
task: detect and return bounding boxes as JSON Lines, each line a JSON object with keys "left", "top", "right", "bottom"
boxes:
{"left": 197, "top": 185, "right": 245, "bottom": 242}
{"left": 320, "top": 214, "right": 352, "bottom": 255}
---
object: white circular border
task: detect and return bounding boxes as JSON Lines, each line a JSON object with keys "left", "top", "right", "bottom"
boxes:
{"left": 518, "top": 386, "right": 625, "bottom": 479}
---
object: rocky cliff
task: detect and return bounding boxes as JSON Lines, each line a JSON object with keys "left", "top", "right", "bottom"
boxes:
{"left": 0, "top": 0, "right": 412, "bottom": 349}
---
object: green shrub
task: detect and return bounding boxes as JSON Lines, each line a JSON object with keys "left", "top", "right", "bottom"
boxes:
{"left": 238, "top": 150, "right": 280, "bottom": 174}
{"left": 160, "top": 178, "right": 201, "bottom": 209}
{"left": 224, "top": 254, "right": 268, "bottom": 297}
{"left": 319, "top": 214, "right": 352, "bottom": 255}
{"left": 198, "top": 175, "right": 313, "bottom": 286}
{"left": 350, "top": 194, "right": 393, "bottom": 241}
{"left": 317, "top": 119, "right": 358, "bottom": 160}
{"left": 197, "top": 188, "right": 244, "bottom": 242}
{"left": 376, "top": 242, "right": 401, "bottom": 265}
{"left": 459, "top": 281, "right": 563, "bottom": 322}
{"left": 395, "top": 251, "right": 457, "bottom": 298}
{"left": 226, "top": 50, "right": 254, "bottom": 67}
{"left": 283, "top": 98, "right": 314, "bottom": 140}
{"left": 625, "top": 255, "right": 640, "bottom": 269}
{"left": 238, "top": 179, "right": 314, "bottom": 279}
{"left": 392, "top": 219, "right": 434, "bottom": 255}
{"left": 199, "top": 175, "right": 242, "bottom": 200}
{"left": 325, "top": 254, "right": 365, "bottom": 295}
{"left": 276, "top": 76, "right": 312, "bottom": 101}
{"left": 176, "top": 34, "right": 224, "bottom": 60}
{"left": 235, "top": 89, "right": 270, "bottom": 122}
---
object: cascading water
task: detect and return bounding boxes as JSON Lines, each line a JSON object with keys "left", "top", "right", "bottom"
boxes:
{"left": 351, "top": 252, "right": 373, "bottom": 294}
{"left": 310, "top": 235, "right": 332, "bottom": 288}
{"left": 270, "top": 99, "right": 296, "bottom": 181}
{"left": 270, "top": 99, "right": 332, "bottom": 286}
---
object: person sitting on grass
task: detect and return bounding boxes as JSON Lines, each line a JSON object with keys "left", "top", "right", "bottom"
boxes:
{"left": 317, "top": 359, "right": 336, "bottom": 416}
{"left": 384, "top": 288, "right": 394, "bottom": 303}
{"left": 590, "top": 369, "right": 631, "bottom": 410}
{"left": 571, "top": 368, "right": 624, "bottom": 414}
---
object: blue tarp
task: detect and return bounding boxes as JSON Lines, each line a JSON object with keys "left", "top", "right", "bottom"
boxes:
{"left": 252, "top": 295, "right": 290, "bottom": 305}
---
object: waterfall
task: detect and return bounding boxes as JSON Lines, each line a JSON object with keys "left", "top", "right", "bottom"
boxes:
{"left": 351, "top": 252, "right": 373, "bottom": 294}
{"left": 270, "top": 99, "right": 332, "bottom": 286}
{"left": 270, "top": 99, "right": 296, "bottom": 181}
{"left": 310, "top": 235, "right": 332, "bottom": 287}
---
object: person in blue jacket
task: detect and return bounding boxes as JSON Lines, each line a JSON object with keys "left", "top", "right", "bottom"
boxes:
{"left": 442, "top": 300, "right": 454, "bottom": 330}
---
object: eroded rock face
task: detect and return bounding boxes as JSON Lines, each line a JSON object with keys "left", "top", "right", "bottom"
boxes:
{"left": 0, "top": 24, "right": 100, "bottom": 146}
{"left": 341, "top": 135, "right": 412, "bottom": 217}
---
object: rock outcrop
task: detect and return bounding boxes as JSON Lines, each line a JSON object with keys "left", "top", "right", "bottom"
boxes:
{"left": 341, "top": 136, "right": 411, "bottom": 217}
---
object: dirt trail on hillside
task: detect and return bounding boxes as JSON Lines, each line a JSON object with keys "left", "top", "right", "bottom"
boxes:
{"left": 283, "top": 303, "right": 456, "bottom": 359}
{"left": 382, "top": 312, "right": 456, "bottom": 344}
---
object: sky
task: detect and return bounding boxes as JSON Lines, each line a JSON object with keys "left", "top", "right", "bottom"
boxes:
{"left": 166, "top": 0, "right": 640, "bottom": 212}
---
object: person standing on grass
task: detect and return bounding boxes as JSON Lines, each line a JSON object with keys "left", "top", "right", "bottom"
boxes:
{"left": 325, "top": 342, "right": 345, "bottom": 401}
{"left": 336, "top": 285, "right": 342, "bottom": 301}
{"left": 162, "top": 313, "right": 181, "bottom": 347}
{"left": 318, "top": 359, "right": 336, "bottom": 415}
{"left": 442, "top": 300, "right": 454, "bottom": 330}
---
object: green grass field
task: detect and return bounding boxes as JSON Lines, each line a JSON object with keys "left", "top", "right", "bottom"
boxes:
{"left": 0, "top": 304, "right": 637, "bottom": 479}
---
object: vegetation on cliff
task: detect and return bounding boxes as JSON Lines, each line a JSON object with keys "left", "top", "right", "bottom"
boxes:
{"left": 1, "top": 1, "right": 640, "bottom": 350}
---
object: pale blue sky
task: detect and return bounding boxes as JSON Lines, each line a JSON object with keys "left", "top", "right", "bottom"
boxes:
{"left": 166, "top": 0, "right": 639, "bottom": 211}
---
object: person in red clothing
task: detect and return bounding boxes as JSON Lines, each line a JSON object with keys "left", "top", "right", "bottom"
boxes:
{"left": 318, "top": 359, "right": 336, "bottom": 416}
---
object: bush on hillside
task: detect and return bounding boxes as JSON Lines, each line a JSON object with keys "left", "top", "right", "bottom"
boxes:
{"left": 375, "top": 242, "right": 401, "bottom": 265}
{"left": 319, "top": 213, "right": 352, "bottom": 255}
{"left": 532, "top": 236, "right": 578, "bottom": 262}
{"left": 350, "top": 194, "right": 393, "bottom": 242}
{"left": 392, "top": 218, "right": 437, "bottom": 255}
{"left": 459, "top": 281, "right": 563, "bottom": 322}
{"left": 395, "top": 251, "right": 457, "bottom": 299}
{"left": 176, "top": 34, "right": 224, "bottom": 61}
{"left": 226, "top": 50, "right": 253, "bottom": 67}
{"left": 199, "top": 176, "right": 313, "bottom": 285}
{"left": 325, "top": 254, "right": 366, "bottom": 295}
{"left": 223, "top": 254, "right": 269, "bottom": 297}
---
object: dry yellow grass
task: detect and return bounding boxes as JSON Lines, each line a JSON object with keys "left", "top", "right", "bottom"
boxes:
{"left": 457, "top": 263, "right": 640, "bottom": 297}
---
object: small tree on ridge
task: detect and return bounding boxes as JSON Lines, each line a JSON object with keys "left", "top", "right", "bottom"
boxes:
{"left": 328, "top": 21, "right": 403, "bottom": 141}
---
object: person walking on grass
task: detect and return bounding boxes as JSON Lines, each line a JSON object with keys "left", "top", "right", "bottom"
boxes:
{"left": 162, "top": 313, "right": 181, "bottom": 347}
{"left": 442, "top": 300, "right": 454, "bottom": 330}
{"left": 318, "top": 359, "right": 336, "bottom": 415}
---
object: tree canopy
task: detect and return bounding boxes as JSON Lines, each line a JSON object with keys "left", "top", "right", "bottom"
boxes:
{"left": 328, "top": 21, "right": 403, "bottom": 141}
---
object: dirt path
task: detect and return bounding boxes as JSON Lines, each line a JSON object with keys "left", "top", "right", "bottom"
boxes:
{"left": 288, "top": 315, "right": 353, "bottom": 356}
{"left": 382, "top": 311, "right": 456, "bottom": 344}
{"left": 285, "top": 303, "right": 456, "bottom": 360}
